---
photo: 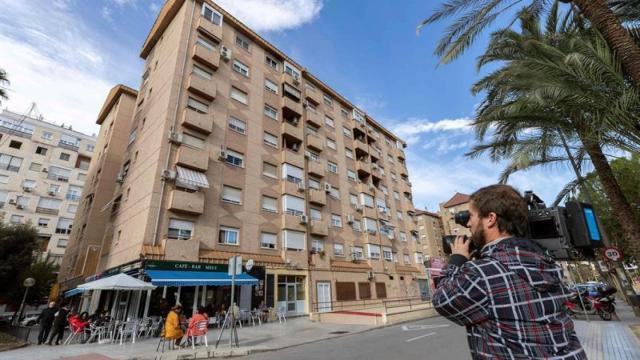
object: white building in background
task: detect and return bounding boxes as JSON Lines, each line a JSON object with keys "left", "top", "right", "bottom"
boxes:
{"left": 0, "top": 109, "right": 96, "bottom": 267}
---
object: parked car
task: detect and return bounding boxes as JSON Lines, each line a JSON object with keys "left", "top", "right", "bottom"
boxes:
{"left": 20, "top": 313, "right": 40, "bottom": 326}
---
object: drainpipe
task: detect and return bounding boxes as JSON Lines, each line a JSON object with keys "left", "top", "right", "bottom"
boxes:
{"left": 152, "top": 0, "right": 197, "bottom": 246}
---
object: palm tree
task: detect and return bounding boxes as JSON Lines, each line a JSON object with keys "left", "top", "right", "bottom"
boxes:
{"left": 466, "top": 5, "right": 640, "bottom": 258}
{"left": 418, "top": 0, "right": 640, "bottom": 89}
{"left": 0, "top": 68, "right": 8, "bottom": 104}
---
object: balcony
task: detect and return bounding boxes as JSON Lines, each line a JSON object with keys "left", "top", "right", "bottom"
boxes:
{"left": 176, "top": 145, "right": 209, "bottom": 171}
{"left": 192, "top": 44, "right": 219, "bottom": 71}
{"left": 306, "top": 134, "right": 324, "bottom": 152}
{"left": 305, "top": 110, "right": 322, "bottom": 127}
{"left": 282, "top": 121, "right": 303, "bottom": 142}
{"left": 281, "top": 148, "right": 304, "bottom": 168}
{"left": 181, "top": 108, "right": 213, "bottom": 134}
{"left": 354, "top": 140, "right": 369, "bottom": 157}
{"left": 309, "top": 189, "right": 327, "bottom": 206}
{"left": 196, "top": 16, "right": 222, "bottom": 41}
{"left": 305, "top": 88, "right": 322, "bottom": 105}
{"left": 58, "top": 140, "right": 79, "bottom": 152}
{"left": 282, "top": 72, "right": 301, "bottom": 90}
{"left": 356, "top": 160, "right": 371, "bottom": 177}
{"left": 169, "top": 190, "right": 205, "bottom": 215}
{"left": 282, "top": 96, "right": 303, "bottom": 117}
{"left": 310, "top": 220, "right": 329, "bottom": 236}
{"left": 0, "top": 124, "right": 32, "bottom": 139}
{"left": 307, "top": 160, "right": 325, "bottom": 178}
{"left": 283, "top": 213, "right": 307, "bottom": 232}
{"left": 187, "top": 74, "right": 217, "bottom": 101}
{"left": 36, "top": 207, "right": 59, "bottom": 216}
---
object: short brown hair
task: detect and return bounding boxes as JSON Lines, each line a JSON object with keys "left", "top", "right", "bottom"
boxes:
{"left": 470, "top": 184, "right": 528, "bottom": 237}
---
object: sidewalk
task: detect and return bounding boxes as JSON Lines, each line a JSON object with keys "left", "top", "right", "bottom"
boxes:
{"left": 573, "top": 301, "right": 640, "bottom": 359}
{"left": 0, "top": 317, "right": 375, "bottom": 360}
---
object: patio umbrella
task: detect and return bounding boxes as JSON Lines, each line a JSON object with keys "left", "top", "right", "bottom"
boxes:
{"left": 78, "top": 273, "right": 156, "bottom": 290}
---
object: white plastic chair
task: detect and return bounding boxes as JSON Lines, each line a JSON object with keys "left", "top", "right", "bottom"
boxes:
{"left": 190, "top": 320, "right": 209, "bottom": 349}
{"left": 277, "top": 307, "right": 287, "bottom": 323}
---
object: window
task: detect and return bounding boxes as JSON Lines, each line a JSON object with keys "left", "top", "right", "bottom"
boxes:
{"left": 383, "top": 247, "right": 393, "bottom": 261}
{"left": 77, "top": 173, "right": 87, "bottom": 182}
{"left": 76, "top": 156, "right": 90, "bottom": 170}
{"left": 182, "top": 133, "right": 205, "bottom": 149}
{"left": 311, "top": 237, "right": 324, "bottom": 252}
{"left": 228, "top": 117, "right": 246, "bottom": 134}
{"left": 187, "top": 97, "right": 208, "bottom": 113}
{"left": 415, "top": 252, "right": 424, "bottom": 265}
{"left": 232, "top": 60, "right": 250, "bottom": 77}
{"left": 326, "top": 138, "right": 336, "bottom": 150}
{"left": 306, "top": 101, "right": 317, "bottom": 113}
{"left": 9, "top": 140, "right": 22, "bottom": 149}
{"left": 66, "top": 185, "right": 82, "bottom": 201}
{"left": 261, "top": 232, "right": 277, "bottom": 249}
{"left": 283, "top": 62, "right": 301, "bottom": 79}
{"left": 282, "top": 163, "right": 304, "bottom": 184}
{"left": 196, "top": 35, "right": 216, "bottom": 51}
{"left": 230, "top": 87, "right": 248, "bottom": 104}
{"left": 38, "top": 218, "right": 49, "bottom": 227}
{"left": 10, "top": 215, "right": 23, "bottom": 224}
{"left": 55, "top": 217, "right": 73, "bottom": 234}
{"left": 283, "top": 229, "right": 305, "bottom": 251}
{"left": 263, "top": 132, "right": 278, "bottom": 148}
{"left": 219, "top": 226, "right": 239, "bottom": 245}
{"left": 388, "top": 155, "right": 394, "bottom": 164}
{"left": 396, "top": 211, "right": 403, "bottom": 220}
{"left": 360, "top": 193, "right": 374, "bottom": 208}
{"left": 306, "top": 150, "right": 319, "bottom": 162}
{"left": 282, "top": 194, "right": 305, "bottom": 216}
{"left": 400, "top": 231, "right": 407, "bottom": 242}
{"left": 347, "top": 170, "right": 357, "bottom": 182}
{"left": 367, "top": 244, "right": 381, "bottom": 259}
{"left": 193, "top": 63, "right": 213, "bottom": 80}
{"left": 351, "top": 218, "right": 362, "bottom": 232}
{"left": 57, "top": 239, "right": 68, "bottom": 248}
{"left": 16, "top": 195, "right": 29, "bottom": 207}
{"left": 36, "top": 146, "right": 48, "bottom": 155}
{"left": 68, "top": 204, "right": 78, "bottom": 213}
{"left": 351, "top": 246, "right": 364, "bottom": 260}
{"left": 404, "top": 254, "right": 411, "bottom": 264}
{"left": 328, "top": 186, "right": 340, "bottom": 199}
{"left": 60, "top": 152, "right": 70, "bottom": 161}
{"left": 323, "top": 94, "right": 333, "bottom": 106}
{"left": 283, "top": 83, "right": 301, "bottom": 99}
{"left": 224, "top": 149, "right": 244, "bottom": 167}
{"left": 262, "top": 162, "right": 277, "bottom": 178}
{"left": 333, "top": 243, "right": 344, "bottom": 256}
{"left": 265, "top": 55, "right": 279, "bottom": 70}
{"left": 38, "top": 197, "right": 61, "bottom": 211}
{"left": 22, "top": 179, "right": 36, "bottom": 190}
{"left": 168, "top": 219, "right": 194, "bottom": 240}
{"left": 42, "top": 131, "right": 53, "bottom": 140}
{"left": 363, "top": 217, "right": 378, "bottom": 233}
{"left": 202, "top": 3, "right": 223, "bottom": 25}
{"left": 342, "top": 127, "right": 352, "bottom": 138}
{"left": 349, "top": 193, "right": 358, "bottom": 206}
{"left": 327, "top": 161, "right": 338, "bottom": 173}
{"left": 221, "top": 185, "right": 242, "bottom": 204}
{"left": 264, "top": 79, "right": 278, "bottom": 94}
{"left": 380, "top": 185, "right": 388, "bottom": 195}
{"left": 310, "top": 208, "right": 322, "bottom": 220}
{"left": 393, "top": 191, "right": 400, "bottom": 200}
{"left": 0, "top": 153, "right": 23, "bottom": 172}
{"left": 261, "top": 195, "right": 277, "bottom": 213}
{"left": 264, "top": 104, "right": 278, "bottom": 120}
{"left": 235, "top": 35, "right": 250, "bottom": 51}
{"left": 345, "top": 148, "right": 354, "bottom": 159}
{"left": 29, "top": 162, "right": 42, "bottom": 171}
{"left": 331, "top": 214, "right": 342, "bottom": 228}
{"left": 324, "top": 116, "right": 334, "bottom": 128}
{"left": 341, "top": 108, "right": 349, "bottom": 118}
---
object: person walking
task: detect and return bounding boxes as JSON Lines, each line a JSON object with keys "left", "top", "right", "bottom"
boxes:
{"left": 47, "top": 304, "right": 70, "bottom": 345}
{"left": 36, "top": 302, "right": 57, "bottom": 345}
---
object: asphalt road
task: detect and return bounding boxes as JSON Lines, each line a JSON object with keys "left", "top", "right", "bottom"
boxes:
{"left": 243, "top": 316, "right": 472, "bottom": 360}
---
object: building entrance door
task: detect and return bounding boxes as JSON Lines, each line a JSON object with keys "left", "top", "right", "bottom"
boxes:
{"left": 316, "top": 282, "right": 331, "bottom": 313}
{"left": 277, "top": 275, "right": 306, "bottom": 314}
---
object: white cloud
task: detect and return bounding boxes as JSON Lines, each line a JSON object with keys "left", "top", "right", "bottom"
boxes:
{"left": 393, "top": 117, "right": 473, "bottom": 139}
{"left": 213, "top": 0, "right": 324, "bottom": 32}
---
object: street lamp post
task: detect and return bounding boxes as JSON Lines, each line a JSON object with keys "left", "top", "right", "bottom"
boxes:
{"left": 14, "top": 277, "right": 35, "bottom": 325}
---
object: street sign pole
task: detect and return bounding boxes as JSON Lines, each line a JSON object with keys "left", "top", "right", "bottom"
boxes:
{"left": 229, "top": 256, "right": 236, "bottom": 348}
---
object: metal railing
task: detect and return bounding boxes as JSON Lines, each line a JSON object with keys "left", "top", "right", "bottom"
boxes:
{"left": 311, "top": 296, "right": 429, "bottom": 313}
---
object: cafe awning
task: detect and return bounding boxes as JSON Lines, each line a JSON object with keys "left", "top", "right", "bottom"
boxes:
{"left": 146, "top": 270, "right": 258, "bottom": 286}
{"left": 63, "top": 288, "right": 87, "bottom": 298}
{"left": 176, "top": 166, "right": 209, "bottom": 189}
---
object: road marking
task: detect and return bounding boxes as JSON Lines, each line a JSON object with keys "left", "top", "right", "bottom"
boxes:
{"left": 405, "top": 332, "right": 436, "bottom": 342}
{"left": 401, "top": 324, "right": 451, "bottom": 331}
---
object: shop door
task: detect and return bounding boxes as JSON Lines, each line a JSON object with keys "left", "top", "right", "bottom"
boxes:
{"left": 286, "top": 284, "right": 296, "bottom": 312}
{"left": 316, "top": 282, "right": 332, "bottom": 313}
{"left": 418, "top": 279, "right": 430, "bottom": 300}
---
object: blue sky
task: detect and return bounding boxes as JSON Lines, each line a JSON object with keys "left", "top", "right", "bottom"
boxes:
{"left": 0, "top": 0, "right": 576, "bottom": 210}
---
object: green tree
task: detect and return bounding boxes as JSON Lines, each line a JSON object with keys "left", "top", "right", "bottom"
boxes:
{"left": 418, "top": 0, "right": 640, "bottom": 89}
{"left": 0, "top": 67, "right": 8, "bottom": 104}
{"left": 465, "top": 5, "right": 640, "bottom": 258}
{"left": 0, "top": 222, "right": 42, "bottom": 306}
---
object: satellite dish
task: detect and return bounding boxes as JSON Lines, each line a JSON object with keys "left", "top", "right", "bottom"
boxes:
{"left": 23, "top": 278, "right": 36, "bottom": 287}
{"left": 245, "top": 259, "right": 254, "bottom": 271}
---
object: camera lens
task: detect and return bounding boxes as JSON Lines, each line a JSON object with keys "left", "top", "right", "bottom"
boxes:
{"left": 454, "top": 210, "right": 470, "bottom": 226}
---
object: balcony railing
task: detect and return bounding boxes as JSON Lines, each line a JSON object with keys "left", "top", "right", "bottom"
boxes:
{"left": 66, "top": 194, "right": 81, "bottom": 201}
{"left": 36, "top": 207, "right": 59, "bottom": 215}
{"left": 0, "top": 124, "right": 33, "bottom": 139}
{"left": 58, "top": 140, "right": 80, "bottom": 152}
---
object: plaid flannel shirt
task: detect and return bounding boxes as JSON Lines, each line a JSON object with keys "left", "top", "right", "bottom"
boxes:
{"left": 433, "top": 237, "right": 586, "bottom": 360}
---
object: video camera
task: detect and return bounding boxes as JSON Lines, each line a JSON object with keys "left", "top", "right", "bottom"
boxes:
{"left": 442, "top": 191, "right": 604, "bottom": 260}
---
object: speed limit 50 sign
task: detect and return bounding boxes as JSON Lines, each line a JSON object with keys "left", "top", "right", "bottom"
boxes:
{"left": 603, "top": 247, "right": 623, "bottom": 262}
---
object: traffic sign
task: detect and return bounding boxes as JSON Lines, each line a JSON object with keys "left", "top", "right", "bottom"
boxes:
{"left": 228, "top": 256, "right": 243, "bottom": 275}
{"left": 245, "top": 258, "right": 254, "bottom": 271}
{"left": 603, "top": 247, "right": 623, "bottom": 262}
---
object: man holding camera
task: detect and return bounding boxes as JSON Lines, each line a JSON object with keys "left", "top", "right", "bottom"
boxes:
{"left": 433, "top": 185, "right": 585, "bottom": 359}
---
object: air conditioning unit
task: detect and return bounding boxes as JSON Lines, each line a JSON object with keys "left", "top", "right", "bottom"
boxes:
{"left": 290, "top": 118, "right": 299, "bottom": 126}
{"left": 303, "top": 100, "right": 310, "bottom": 109}
{"left": 291, "top": 143, "right": 299, "bottom": 151}
{"left": 355, "top": 204, "right": 363, "bottom": 213}
{"left": 367, "top": 229, "right": 377, "bottom": 235}
{"left": 291, "top": 72, "right": 300, "bottom": 85}
{"left": 323, "top": 183, "right": 332, "bottom": 193}
{"left": 220, "top": 46, "right": 232, "bottom": 61}
{"left": 16, "top": 204, "right": 24, "bottom": 210}
{"left": 8, "top": 199, "right": 16, "bottom": 205}
{"left": 116, "top": 173, "right": 124, "bottom": 184}
{"left": 351, "top": 252, "right": 359, "bottom": 262}
{"left": 346, "top": 215, "right": 354, "bottom": 224}
{"left": 367, "top": 271, "right": 375, "bottom": 280}
{"left": 297, "top": 182, "right": 306, "bottom": 192}
{"left": 161, "top": 169, "right": 176, "bottom": 180}
{"left": 23, "top": 186, "right": 32, "bottom": 192}
{"left": 304, "top": 150, "right": 311, "bottom": 159}
{"left": 299, "top": 214, "right": 308, "bottom": 224}
{"left": 48, "top": 190, "right": 57, "bottom": 196}
{"left": 42, "top": 168, "right": 48, "bottom": 173}
{"left": 218, "top": 148, "right": 227, "bottom": 161}
{"left": 168, "top": 132, "right": 183, "bottom": 144}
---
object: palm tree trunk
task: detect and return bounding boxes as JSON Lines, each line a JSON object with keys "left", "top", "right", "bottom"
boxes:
{"left": 573, "top": 0, "right": 640, "bottom": 90}
{"left": 581, "top": 136, "right": 640, "bottom": 259}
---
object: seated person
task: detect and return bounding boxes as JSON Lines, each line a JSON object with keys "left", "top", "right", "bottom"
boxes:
{"left": 187, "top": 306, "right": 209, "bottom": 340}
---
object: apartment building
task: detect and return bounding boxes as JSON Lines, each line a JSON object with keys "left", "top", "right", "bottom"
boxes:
{"left": 58, "top": 0, "right": 423, "bottom": 316}
{"left": 0, "top": 109, "right": 96, "bottom": 266}
{"left": 414, "top": 210, "right": 445, "bottom": 259}
{"left": 439, "top": 192, "right": 472, "bottom": 237}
